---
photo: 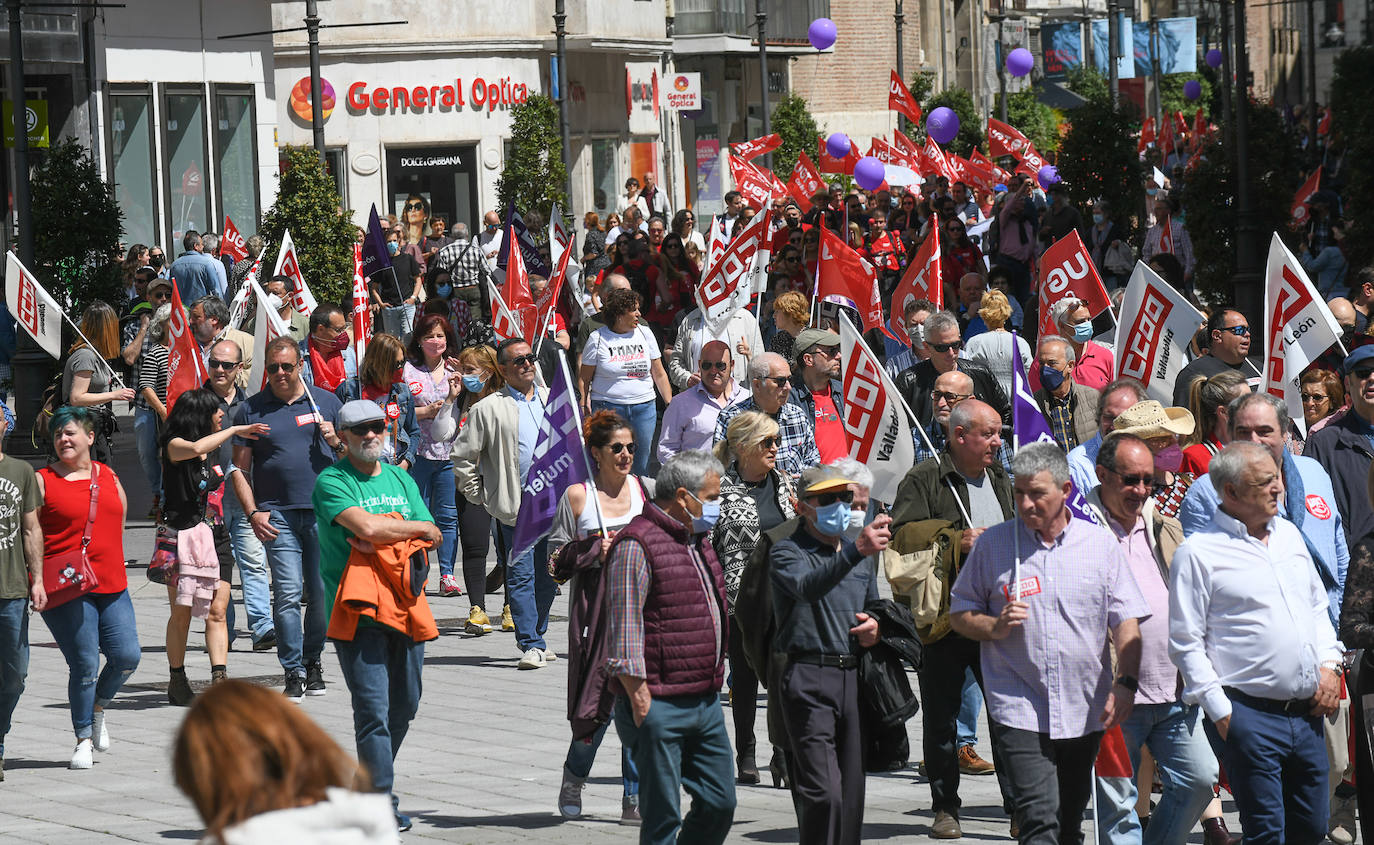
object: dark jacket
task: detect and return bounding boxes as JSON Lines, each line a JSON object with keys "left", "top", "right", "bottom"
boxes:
{"left": 1033, "top": 381, "right": 1101, "bottom": 450}
{"left": 788, "top": 377, "right": 845, "bottom": 434}
{"left": 890, "top": 451, "right": 1015, "bottom": 534}
{"left": 1301, "top": 410, "right": 1374, "bottom": 545}
{"left": 771, "top": 523, "right": 879, "bottom": 656}
{"left": 858, "top": 598, "right": 923, "bottom": 772}
{"left": 610, "top": 504, "right": 728, "bottom": 698}
{"left": 552, "top": 533, "right": 616, "bottom": 742}
{"left": 335, "top": 377, "right": 422, "bottom": 466}
{"left": 896, "top": 359, "right": 1011, "bottom": 431}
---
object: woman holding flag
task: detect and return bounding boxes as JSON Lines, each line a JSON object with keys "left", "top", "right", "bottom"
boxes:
{"left": 62, "top": 302, "right": 135, "bottom": 463}
{"left": 333, "top": 334, "right": 421, "bottom": 470}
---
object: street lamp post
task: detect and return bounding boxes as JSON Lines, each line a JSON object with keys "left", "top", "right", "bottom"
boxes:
{"left": 756, "top": 0, "right": 770, "bottom": 170}
{"left": 554, "top": 0, "right": 574, "bottom": 215}
{"left": 1232, "top": 0, "right": 1262, "bottom": 326}
{"left": 895, "top": 0, "right": 905, "bottom": 132}
{"left": 304, "top": 0, "right": 325, "bottom": 162}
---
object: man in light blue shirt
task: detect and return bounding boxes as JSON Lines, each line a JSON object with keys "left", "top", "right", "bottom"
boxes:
{"left": 1067, "top": 378, "right": 1148, "bottom": 496}
{"left": 169, "top": 230, "right": 228, "bottom": 301}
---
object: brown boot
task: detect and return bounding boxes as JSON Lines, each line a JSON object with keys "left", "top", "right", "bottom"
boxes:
{"left": 957, "top": 744, "right": 996, "bottom": 775}
{"left": 1202, "top": 816, "right": 1241, "bottom": 845}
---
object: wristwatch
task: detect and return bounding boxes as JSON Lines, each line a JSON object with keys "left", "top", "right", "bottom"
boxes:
{"left": 1114, "top": 675, "right": 1139, "bottom": 693}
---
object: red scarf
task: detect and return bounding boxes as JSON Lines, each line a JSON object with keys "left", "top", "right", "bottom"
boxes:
{"left": 309, "top": 338, "right": 347, "bottom": 390}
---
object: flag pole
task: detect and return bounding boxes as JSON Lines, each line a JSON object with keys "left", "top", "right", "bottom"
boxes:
{"left": 557, "top": 351, "right": 607, "bottom": 540}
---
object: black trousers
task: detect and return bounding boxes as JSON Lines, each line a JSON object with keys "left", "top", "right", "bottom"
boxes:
{"left": 916, "top": 632, "right": 1014, "bottom": 815}
{"left": 989, "top": 721, "right": 1102, "bottom": 845}
{"left": 780, "top": 661, "right": 864, "bottom": 845}
{"left": 455, "top": 495, "right": 491, "bottom": 609}
{"left": 727, "top": 616, "right": 759, "bottom": 762}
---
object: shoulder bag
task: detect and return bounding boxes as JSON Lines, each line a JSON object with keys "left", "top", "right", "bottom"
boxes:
{"left": 42, "top": 464, "right": 102, "bottom": 608}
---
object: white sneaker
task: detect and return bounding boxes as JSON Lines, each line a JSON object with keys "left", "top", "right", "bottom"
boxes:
{"left": 543, "top": 649, "right": 558, "bottom": 662}
{"left": 91, "top": 710, "right": 109, "bottom": 751}
{"left": 517, "top": 647, "right": 547, "bottom": 670}
{"left": 69, "top": 739, "right": 93, "bottom": 769}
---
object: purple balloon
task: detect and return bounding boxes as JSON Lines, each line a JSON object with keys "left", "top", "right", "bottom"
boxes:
{"left": 854, "top": 156, "right": 886, "bottom": 191}
{"left": 808, "top": 17, "right": 837, "bottom": 51}
{"left": 1037, "top": 164, "right": 1061, "bottom": 190}
{"left": 1183, "top": 79, "right": 1202, "bottom": 100}
{"left": 825, "top": 133, "right": 851, "bottom": 159}
{"left": 927, "top": 107, "right": 960, "bottom": 146}
{"left": 1006, "top": 47, "right": 1035, "bottom": 78}
{"left": 1205, "top": 48, "right": 1223, "bottom": 68}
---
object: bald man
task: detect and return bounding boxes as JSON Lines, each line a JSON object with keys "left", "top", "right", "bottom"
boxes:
{"left": 577, "top": 273, "right": 632, "bottom": 350}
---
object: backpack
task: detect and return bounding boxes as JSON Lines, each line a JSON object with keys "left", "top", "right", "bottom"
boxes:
{"left": 733, "top": 517, "right": 798, "bottom": 686}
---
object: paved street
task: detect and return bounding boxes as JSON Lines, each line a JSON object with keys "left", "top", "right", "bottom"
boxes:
{"left": 0, "top": 417, "right": 1259, "bottom": 843}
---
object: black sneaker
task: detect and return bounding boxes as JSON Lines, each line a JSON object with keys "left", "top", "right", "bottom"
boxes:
{"left": 305, "top": 662, "right": 326, "bottom": 696}
{"left": 168, "top": 671, "right": 195, "bottom": 707}
{"left": 284, "top": 672, "right": 305, "bottom": 702}
{"left": 252, "top": 632, "right": 277, "bottom": 652}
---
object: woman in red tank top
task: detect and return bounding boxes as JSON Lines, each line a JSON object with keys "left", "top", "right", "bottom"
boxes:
{"left": 35, "top": 406, "right": 140, "bottom": 771}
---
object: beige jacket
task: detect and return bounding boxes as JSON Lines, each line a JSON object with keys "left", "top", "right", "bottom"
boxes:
{"left": 451, "top": 386, "right": 547, "bottom": 526}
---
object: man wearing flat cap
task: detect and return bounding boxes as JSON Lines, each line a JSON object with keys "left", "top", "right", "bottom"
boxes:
{"left": 1110, "top": 399, "right": 1197, "bottom": 519}
{"left": 772, "top": 464, "right": 893, "bottom": 844}
{"left": 1304, "top": 344, "right": 1374, "bottom": 544}
{"left": 789, "top": 328, "right": 848, "bottom": 463}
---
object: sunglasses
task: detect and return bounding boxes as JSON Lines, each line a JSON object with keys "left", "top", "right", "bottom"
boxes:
{"left": 700, "top": 361, "right": 729, "bottom": 372}
{"left": 404, "top": 202, "right": 424, "bottom": 211}
{"left": 1352, "top": 366, "right": 1374, "bottom": 381}
{"left": 813, "top": 345, "right": 839, "bottom": 357}
{"left": 756, "top": 375, "right": 790, "bottom": 387}
{"left": 149, "top": 290, "right": 169, "bottom": 299}
{"left": 266, "top": 362, "right": 296, "bottom": 374}
{"left": 1216, "top": 325, "right": 1249, "bottom": 336}
{"left": 809, "top": 489, "right": 855, "bottom": 506}
{"left": 392, "top": 360, "right": 406, "bottom": 372}
{"left": 606, "top": 442, "right": 637, "bottom": 455}
{"left": 932, "top": 390, "right": 971, "bottom": 403}
{"left": 758, "top": 436, "right": 779, "bottom": 449}
{"left": 348, "top": 421, "right": 388, "bottom": 436}
{"left": 1300, "top": 392, "right": 1329, "bottom": 403}
{"left": 929, "top": 341, "right": 963, "bottom": 353}
{"left": 1106, "top": 467, "right": 1154, "bottom": 489}
{"left": 507, "top": 353, "right": 538, "bottom": 367}
{"left": 207, "top": 358, "right": 240, "bottom": 370}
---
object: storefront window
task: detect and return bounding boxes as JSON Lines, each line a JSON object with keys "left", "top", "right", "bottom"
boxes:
{"left": 214, "top": 88, "right": 258, "bottom": 236}
{"left": 384, "top": 145, "right": 479, "bottom": 238}
{"left": 591, "top": 138, "right": 617, "bottom": 216}
{"left": 109, "top": 91, "right": 158, "bottom": 248}
{"left": 163, "top": 89, "right": 209, "bottom": 244}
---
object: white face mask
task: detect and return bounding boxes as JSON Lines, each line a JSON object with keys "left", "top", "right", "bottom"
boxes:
{"left": 266, "top": 293, "right": 285, "bottom": 312}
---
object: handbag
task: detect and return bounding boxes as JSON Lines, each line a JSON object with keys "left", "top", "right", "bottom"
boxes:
{"left": 42, "top": 464, "right": 102, "bottom": 608}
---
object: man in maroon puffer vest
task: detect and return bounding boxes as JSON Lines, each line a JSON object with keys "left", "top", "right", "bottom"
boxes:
{"left": 606, "top": 450, "right": 736, "bottom": 845}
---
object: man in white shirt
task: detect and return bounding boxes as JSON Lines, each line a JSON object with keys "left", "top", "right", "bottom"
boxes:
{"left": 667, "top": 305, "right": 761, "bottom": 390}
{"left": 1169, "top": 441, "right": 1342, "bottom": 845}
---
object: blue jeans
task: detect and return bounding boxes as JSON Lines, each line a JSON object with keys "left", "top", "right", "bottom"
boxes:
{"left": 591, "top": 399, "right": 656, "bottom": 476}
{"left": 497, "top": 522, "right": 554, "bottom": 652}
{"left": 565, "top": 718, "right": 640, "bottom": 796}
{"left": 40, "top": 591, "right": 140, "bottom": 739}
{"left": 1104, "top": 702, "right": 1218, "bottom": 845}
{"left": 410, "top": 457, "right": 458, "bottom": 578}
{"left": 225, "top": 496, "right": 273, "bottom": 643}
{"left": 614, "top": 693, "right": 736, "bottom": 845}
{"left": 1204, "top": 698, "right": 1328, "bottom": 845}
{"left": 0, "top": 598, "right": 28, "bottom": 753}
{"left": 381, "top": 304, "right": 415, "bottom": 341}
{"left": 957, "top": 667, "right": 981, "bottom": 747}
{"left": 334, "top": 626, "right": 424, "bottom": 814}
{"left": 133, "top": 406, "right": 161, "bottom": 497}
{"left": 263, "top": 508, "right": 327, "bottom": 676}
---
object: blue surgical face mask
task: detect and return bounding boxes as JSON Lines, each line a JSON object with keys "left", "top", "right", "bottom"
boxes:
{"left": 461, "top": 374, "right": 486, "bottom": 393}
{"left": 1092, "top": 213, "right": 1105, "bottom": 225}
{"left": 1146, "top": 187, "right": 1159, "bottom": 197}
{"left": 386, "top": 241, "right": 400, "bottom": 256}
{"left": 1072, "top": 322, "right": 1094, "bottom": 343}
{"left": 436, "top": 283, "right": 453, "bottom": 298}
{"left": 1039, "top": 362, "right": 1067, "bottom": 391}
{"left": 688, "top": 491, "right": 721, "bottom": 534}
{"left": 814, "top": 501, "right": 851, "bottom": 536}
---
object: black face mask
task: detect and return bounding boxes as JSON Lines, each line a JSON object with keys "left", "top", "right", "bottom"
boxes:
{"left": 150, "top": 255, "right": 165, "bottom": 269}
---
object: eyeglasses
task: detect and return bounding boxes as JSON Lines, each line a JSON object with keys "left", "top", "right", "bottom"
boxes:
{"left": 265, "top": 362, "right": 296, "bottom": 374}
{"left": 606, "top": 442, "right": 637, "bottom": 455}
{"left": 1352, "top": 366, "right": 1374, "bottom": 381}
{"left": 758, "top": 436, "right": 779, "bottom": 449}
{"left": 348, "top": 421, "right": 388, "bottom": 436}
{"left": 700, "top": 361, "right": 729, "bottom": 372}
{"left": 392, "top": 360, "right": 406, "bottom": 372}
{"left": 506, "top": 353, "right": 538, "bottom": 367}
{"left": 1216, "top": 325, "right": 1250, "bottom": 336}
{"left": 1104, "top": 466, "right": 1153, "bottom": 488}
{"left": 932, "top": 390, "right": 972, "bottom": 403}
{"left": 1300, "top": 392, "right": 1329, "bottom": 404}
{"left": 207, "top": 358, "right": 240, "bottom": 370}
{"left": 756, "top": 375, "right": 790, "bottom": 387}
{"left": 929, "top": 340, "right": 963, "bottom": 353}
{"left": 404, "top": 202, "right": 424, "bottom": 211}
{"left": 809, "top": 489, "right": 855, "bottom": 506}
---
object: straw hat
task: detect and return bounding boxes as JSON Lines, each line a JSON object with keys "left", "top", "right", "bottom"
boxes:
{"left": 1111, "top": 400, "right": 1196, "bottom": 439}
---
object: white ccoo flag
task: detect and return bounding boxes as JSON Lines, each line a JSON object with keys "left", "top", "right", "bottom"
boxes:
{"left": 1264, "top": 232, "right": 1344, "bottom": 436}
{"left": 5, "top": 251, "right": 64, "bottom": 359}
{"left": 838, "top": 314, "right": 915, "bottom": 505}
{"left": 1114, "top": 262, "right": 1206, "bottom": 405}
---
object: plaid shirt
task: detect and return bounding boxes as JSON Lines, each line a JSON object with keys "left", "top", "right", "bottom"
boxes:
{"left": 1045, "top": 391, "right": 1077, "bottom": 452}
{"left": 713, "top": 397, "right": 820, "bottom": 479}
{"left": 435, "top": 237, "right": 486, "bottom": 288}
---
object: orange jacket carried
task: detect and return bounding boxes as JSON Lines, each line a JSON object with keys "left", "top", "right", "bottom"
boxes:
{"left": 327, "top": 518, "right": 438, "bottom": 642}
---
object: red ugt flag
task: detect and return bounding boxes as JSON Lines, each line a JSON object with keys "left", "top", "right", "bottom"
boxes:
{"left": 818, "top": 227, "right": 883, "bottom": 333}
{"left": 729, "top": 155, "right": 774, "bottom": 210}
{"left": 731, "top": 133, "right": 782, "bottom": 162}
{"left": 786, "top": 151, "right": 826, "bottom": 210}
{"left": 1158, "top": 216, "right": 1174, "bottom": 255}
{"left": 350, "top": 244, "right": 372, "bottom": 367}
{"left": 888, "top": 70, "right": 923, "bottom": 125}
{"left": 1289, "top": 169, "right": 1322, "bottom": 226}
{"left": 818, "top": 135, "right": 861, "bottom": 175}
{"left": 889, "top": 214, "right": 942, "bottom": 340}
{"left": 221, "top": 215, "right": 248, "bottom": 263}
{"left": 1036, "top": 231, "right": 1111, "bottom": 339}
{"left": 165, "top": 280, "right": 207, "bottom": 411}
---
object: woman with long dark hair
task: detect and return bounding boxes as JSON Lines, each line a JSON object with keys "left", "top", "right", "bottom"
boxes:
{"left": 159, "top": 388, "right": 268, "bottom": 704}
{"left": 671, "top": 208, "right": 706, "bottom": 253}
{"left": 582, "top": 211, "right": 611, "bottom": 276}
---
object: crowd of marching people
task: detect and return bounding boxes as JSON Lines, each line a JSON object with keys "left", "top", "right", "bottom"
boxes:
{"left": 0, "top": 136, "right": 1370, "bottom": 845}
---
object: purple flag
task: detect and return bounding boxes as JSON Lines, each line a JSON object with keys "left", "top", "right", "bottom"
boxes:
{"left": 360, "top": 203, "right": 392, "bottom": 279}
{"left": 1009, "top": 336, "right": 1100, "bottom": 525}
{"left": 497, "top": 205, "right": 553, "bottom": 279}
{"left": 509, "top": 354, "right": 593, "bottom": 563}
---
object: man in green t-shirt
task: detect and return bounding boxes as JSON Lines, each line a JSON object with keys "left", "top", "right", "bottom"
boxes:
{"left": 312, "top": 400, "right": 439, "bottom": 833}
{"left": 0, "top": 409, "right": 44, "bottom": 779}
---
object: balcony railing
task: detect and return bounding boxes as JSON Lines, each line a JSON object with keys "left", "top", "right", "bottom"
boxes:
{"left": 674, "top": 0, "right": 830, "bottom": 45}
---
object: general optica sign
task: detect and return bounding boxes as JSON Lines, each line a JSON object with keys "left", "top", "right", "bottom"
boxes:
{"left": 345, "top": 77, "right": 531, "bottom": 114}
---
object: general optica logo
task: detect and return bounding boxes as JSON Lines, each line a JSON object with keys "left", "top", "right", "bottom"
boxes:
{"left": 674, "top": 75, "right": 690, "bottom": 91}
{"left": 291, "top": 76, "right": 336, "bottom": 122}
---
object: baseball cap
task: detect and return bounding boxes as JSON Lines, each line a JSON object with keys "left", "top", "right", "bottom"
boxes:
{"left": 1343, "top": 344, "right": 1374, "bottom": 374}
{"left": 338, "top": 400, "right": 385, "bottom": 429}
{"left": 794, "top": 328, "right": 840, "bottom": 356}
{"left": 799, "top": 465, "right": 853, "bottom": 496}
{"left": 145, "top": 277, "right": 172, "bottom": 294}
